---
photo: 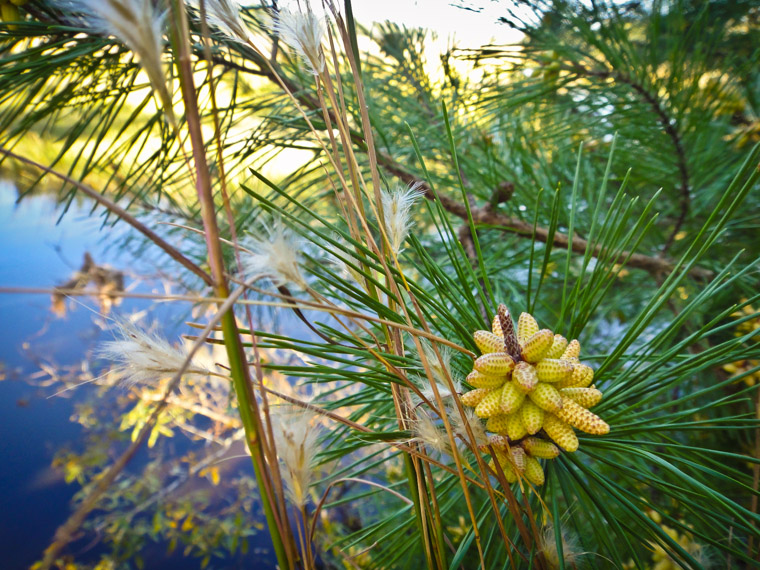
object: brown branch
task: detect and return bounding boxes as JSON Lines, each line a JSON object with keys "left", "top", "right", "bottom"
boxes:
{"left": 234, "top": 45, "right": 711, "bottom": 279}
{"left": 379, "top": 151, "right": 712, "bottom": 279}
{"left": 196, "top": 44, "right": 711, "bottom": 279}
{"left": 577, "top": 65, "right": 691, "bottom": 254}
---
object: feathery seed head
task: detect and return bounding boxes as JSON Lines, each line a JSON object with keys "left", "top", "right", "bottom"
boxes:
{"left": 416, "top": 342, "right": 461, "bottom": 401}
{"left": 381, "top": 183, "right": 425, "bottom": 255}
{"left": 417, "top": 375, "right": 462, "bottom": 404}
{"left": 190, "top": 0, "right": 252, "bottom": 42}
{"left": 98, "top": 317, "right": 212, "bottom": 387}
{"left": 272, "top": 5, "right": 327, "bottom": 75}
{"left": 271, "top": 405, "right": 321, "bottom": 507}
{"left": 73, "top": 0, "right": 174, "bottom": 125}
{"left": 540, "top": 525, "right": 584, "bottom": 569}
{"left": 450, "top": 406, "right": 488, "bottom": 447}
{"left": 412, "top": 410, "right": 450, "bottom": 455}
{"left": 241, "top": 221, "right": 307, "bottom": 288}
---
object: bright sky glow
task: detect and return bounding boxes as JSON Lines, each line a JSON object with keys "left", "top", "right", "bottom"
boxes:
{"left": 255, "top": 0, "right": 527, "bottom": 178}
{"left": 350, "top": 0, "right": 523, "bottom": 47}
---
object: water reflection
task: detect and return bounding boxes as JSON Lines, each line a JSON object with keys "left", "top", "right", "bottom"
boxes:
{"left": 0, "top": 183, "right": 276, "bottom": 569}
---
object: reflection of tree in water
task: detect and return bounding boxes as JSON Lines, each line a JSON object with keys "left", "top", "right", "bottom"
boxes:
{"left": 51, "top": 252, "right": 124, "bottom": 317}
{"left": 42, "top": 322, "right": 366, "bottom": 569}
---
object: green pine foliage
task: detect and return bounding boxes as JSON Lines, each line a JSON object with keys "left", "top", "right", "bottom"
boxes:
{"left": 1, "top": 1, "right": 759, "bottom": 568}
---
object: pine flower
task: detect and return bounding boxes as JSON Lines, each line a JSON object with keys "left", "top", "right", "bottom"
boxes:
{"left": 241, "top": 221, "right": 307, "bottom": 289}
{"left": 189, "top": 0, "right": 251, "bottom": 43}
{"left": 272, "top": 5, "right": 326, "bottom": 75}
{"left": 459, "top": 303, "right": 610, "bottom": 484}
{"left": 381, "top": 183, "right": 425, "bottom": 255}
{"left": 270, "top": 406, "right": 321, "bottom": 507}
{"left": 72, "top": 0, "right": 174, "bottom": 125}
{"left": 98, "top": 317, "right": 212, "bottom": 387}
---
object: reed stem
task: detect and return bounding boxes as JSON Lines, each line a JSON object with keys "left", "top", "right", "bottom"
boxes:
{"left": 167, "top": 2, "right": 295, "bottom": 568}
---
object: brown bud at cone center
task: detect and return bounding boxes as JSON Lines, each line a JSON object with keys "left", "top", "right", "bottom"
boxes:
{"left": 498, "top": 304, "right": 522, "bottom": 362}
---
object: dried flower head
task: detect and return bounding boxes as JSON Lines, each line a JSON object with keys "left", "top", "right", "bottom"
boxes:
{"left": 98, "top": 317, "right": 212, "bottom": 387}
{"left": 411, "top": 410, "right": 450, "bottom": 454}
{"left": 416, "top": 341, "right": 461, "bottom": 402}
{"left": 72, "top": 0, "right": 174, "bottom": 125}
{"left": 189, "top": 0, "right": 252, "bottom": 43}
{"left": 272, "top": 5, "right": 326, "bottom": 75}
{"left": 271, "top": 406, "right": 321, "bottom": 507}
{"left": 539, "top": 525, "right": 585, "bottom": 569}
{"left": 241, "top": 221, "right": 307, "bottom": 289}
{"left": 381, "top": 183, "right": 425, "bottom": 255}
{"left": 450, "top": 406, "right": 488, "bottom": 448}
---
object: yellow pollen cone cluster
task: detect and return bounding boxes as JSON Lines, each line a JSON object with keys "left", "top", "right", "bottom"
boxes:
{"left": 463, "top": 304, "right": 609, "bottom": 485}
{"left": 482, "top": 435, "right": 559, "bottom": 486}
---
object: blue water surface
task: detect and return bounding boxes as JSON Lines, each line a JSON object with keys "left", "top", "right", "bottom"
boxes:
{"left": 0, "top": 183, "right": 277, "bottom": 569}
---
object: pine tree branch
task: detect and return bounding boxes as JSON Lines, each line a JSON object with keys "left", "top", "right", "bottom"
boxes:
{"left": 379, "top": 153, "right": 713, "bottom": 279}
{"left": 205, "top": 50, "right": 711, "bottom": 280}
{"left": 14, "top": 14, "right": 711, "bottom": 282}
{"left": 573, "top": 64, "right": 691, "bottom": 255}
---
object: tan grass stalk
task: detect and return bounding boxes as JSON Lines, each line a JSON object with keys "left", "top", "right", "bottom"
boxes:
{"left": 168, "top": 1, "right": 298, "bottom": 566}
{"left": 184, "top": 6, "right": 295, "bottom": 539}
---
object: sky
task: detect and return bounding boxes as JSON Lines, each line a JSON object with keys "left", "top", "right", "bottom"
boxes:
{"left": 350, "top": 0, "right": 524, "bottom": 47}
